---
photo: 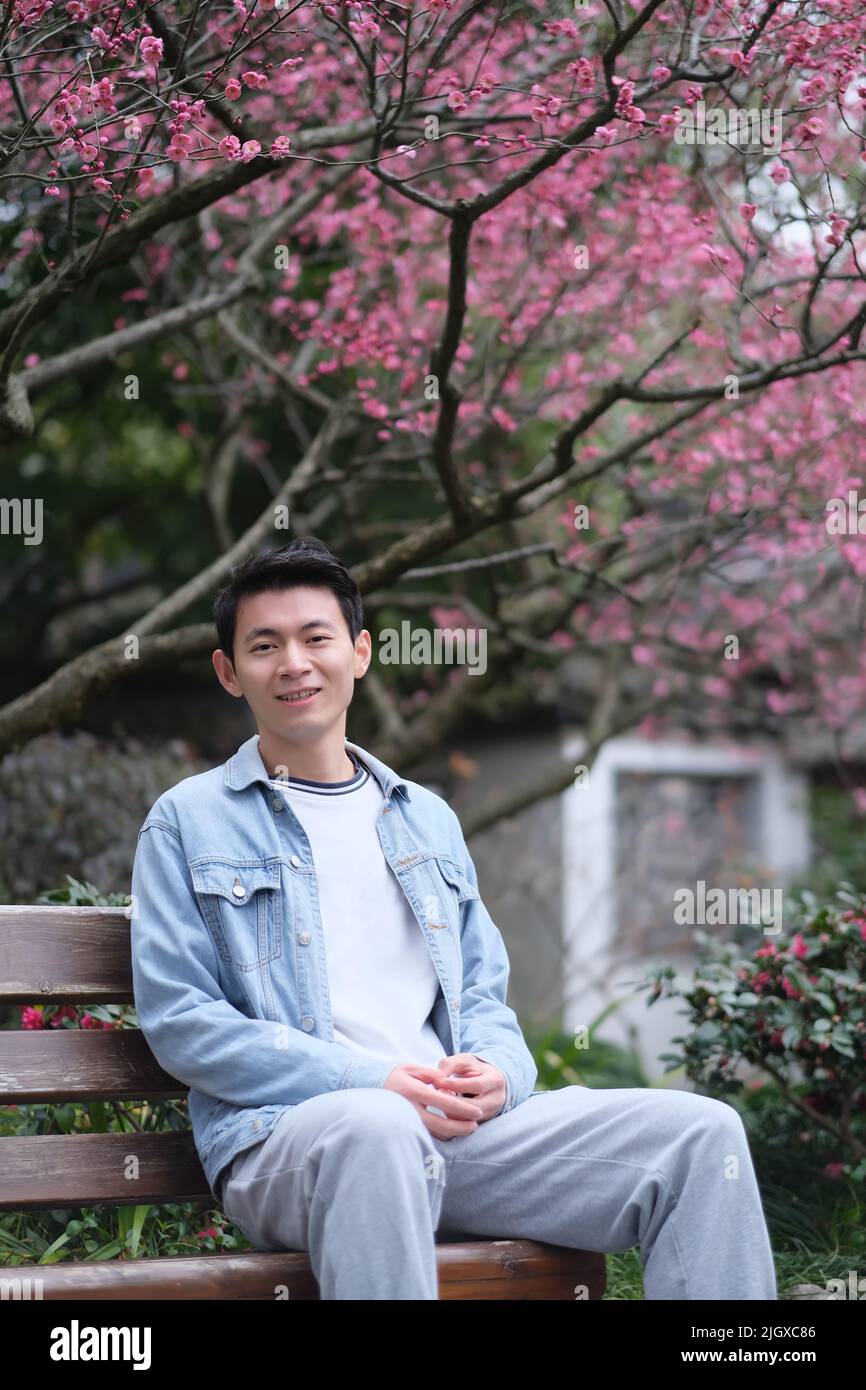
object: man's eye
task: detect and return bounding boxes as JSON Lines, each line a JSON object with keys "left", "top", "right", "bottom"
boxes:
{"left": 310, "top": 636, "right": 329, "bottom": 643}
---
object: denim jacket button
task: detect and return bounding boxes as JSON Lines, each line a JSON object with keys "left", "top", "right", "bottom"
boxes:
{"left": 231, "top": 880, "right": 245, "bottom": 899}
{"left": 298, "top": 932, "right": 311, "bottom": 945}
{"left": 271, "top": 797, "right": 283, "bottom": 811}
{"left": 290, "top": 854, "right": 302, "bottom": 868}
{"left": 301, "top": 1016, "right": 314, "bottom": 1031}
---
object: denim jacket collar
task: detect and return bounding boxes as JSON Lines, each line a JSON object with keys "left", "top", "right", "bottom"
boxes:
{"left": 224, "top": 732, "right": 412, "bottom": 804}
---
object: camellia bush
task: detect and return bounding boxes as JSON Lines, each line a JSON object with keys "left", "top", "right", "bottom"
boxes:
{"left": 639, "top": 887, "right": 866, "bottom": 1182}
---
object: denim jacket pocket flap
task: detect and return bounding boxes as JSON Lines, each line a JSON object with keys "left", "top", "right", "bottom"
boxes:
{"left": 189, "top": 859, "right": 281, "bottom": 904}
{"left": 433, "top": 856, "right": 480, "bottom": 903}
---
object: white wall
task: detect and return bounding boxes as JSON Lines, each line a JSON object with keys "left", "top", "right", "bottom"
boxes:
{"left": 560, "top": 731, "right": 811, "bottom": 1085}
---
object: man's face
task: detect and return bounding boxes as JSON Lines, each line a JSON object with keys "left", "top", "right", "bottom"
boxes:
{"left": 212, "top": 586, "right": 371, "bottom": 747}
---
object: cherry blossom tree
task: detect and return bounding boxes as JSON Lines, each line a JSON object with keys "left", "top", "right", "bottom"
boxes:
{"left": 3, "top": 0, "right": 866, "bottom": 822}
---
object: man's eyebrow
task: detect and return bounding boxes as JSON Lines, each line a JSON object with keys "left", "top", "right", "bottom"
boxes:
{"left": 242, "top": 620, "right": 339, "bottom": 642}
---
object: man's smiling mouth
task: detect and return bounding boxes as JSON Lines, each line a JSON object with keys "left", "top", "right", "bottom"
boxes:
{"left": 275, "top": 688, "right": 321, "bottom": 705}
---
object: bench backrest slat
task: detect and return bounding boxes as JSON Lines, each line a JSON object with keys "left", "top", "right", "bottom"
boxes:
{"left": 0, "top": 1029, "right": 185, "bottom": 1105}
{"left": 0, "top": 906, "right": 134, "bottom": 1003}
{"left": 0, "top": 1133, "right": 210, "bottom": 1209}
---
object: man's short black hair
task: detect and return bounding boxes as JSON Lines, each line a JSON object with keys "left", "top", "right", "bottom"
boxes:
{"left": 212, "top": 538, "right": 364, "bottom": 666}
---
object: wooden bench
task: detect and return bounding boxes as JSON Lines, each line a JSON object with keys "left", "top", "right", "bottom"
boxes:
{"left": 0, "top": 903, "right": 607, "bottom": 1299}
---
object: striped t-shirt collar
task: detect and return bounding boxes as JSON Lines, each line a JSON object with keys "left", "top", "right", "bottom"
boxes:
{"left": 268, "top": 748, "right": 368, "bottom": 795}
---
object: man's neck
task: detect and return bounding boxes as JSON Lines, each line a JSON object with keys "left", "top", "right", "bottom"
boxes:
{"left": 257, "top": 734, "right": 356, "bottom": 784}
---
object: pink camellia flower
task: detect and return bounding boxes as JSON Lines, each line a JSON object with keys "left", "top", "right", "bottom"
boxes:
{"left": 225, "top": 79, "right": 242, "bottom": 100}
{"left": 139, "top": 35, "right": 163, "bottom": 65}
{"left": 770, "top": 163, "right": 791, "bottom": 184}
{"left": 790, "top": 932, "right": 809, "bottom": 959}
{"left": 740, "top": 203, "right": 757, "bottom": 221}
{"left": 780, "top": 975, "right": 802, "bottom": 1000}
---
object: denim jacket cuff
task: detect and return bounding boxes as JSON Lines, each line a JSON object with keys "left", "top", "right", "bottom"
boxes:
{"left": 337, "top": 1053, "right": 396, "bottom": 1093}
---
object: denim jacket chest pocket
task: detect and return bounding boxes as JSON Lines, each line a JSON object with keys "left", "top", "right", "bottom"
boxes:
{"left": 189, "top": 857, "right": 283, "bottom": 970}
{"left": 421, "top": 855, "right": 480, "bottom": 933}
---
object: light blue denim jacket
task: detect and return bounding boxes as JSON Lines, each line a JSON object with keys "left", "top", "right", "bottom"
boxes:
{"left": 130, "top": 733, "right": 538, "bottom": 1200}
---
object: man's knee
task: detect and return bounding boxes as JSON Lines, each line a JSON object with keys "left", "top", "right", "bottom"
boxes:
{"left": 322, "top": 1084, "right": 430, "bottom": 1143}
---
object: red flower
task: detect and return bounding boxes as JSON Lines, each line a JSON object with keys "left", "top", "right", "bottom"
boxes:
{"left": 50, "top": 1005, "right": 78, "bottom": 1027}
{"left": 823, "top": 1161, "right": 846, "bottom": 1180}
{"left": 790, "top": 932, "right": 809, "bottom": 959}
{"left": 21, "top": 1006, "right": 44, "bottom": 1029}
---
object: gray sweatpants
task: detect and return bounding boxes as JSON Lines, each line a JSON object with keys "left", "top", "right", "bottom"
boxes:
{"left": 216, "top": 1084, "right": 778, "bottom": 1301}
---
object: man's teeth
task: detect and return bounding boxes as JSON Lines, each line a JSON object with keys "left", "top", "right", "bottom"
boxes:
{"left": 278, "top": 689, "right": 319, "bottom": 702}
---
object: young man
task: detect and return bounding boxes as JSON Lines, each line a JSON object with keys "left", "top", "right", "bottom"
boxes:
{"left": 130, "top": 538, "right": 778, "bottom": 1301}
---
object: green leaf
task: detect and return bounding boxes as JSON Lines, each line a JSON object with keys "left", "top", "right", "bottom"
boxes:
{"left": 37, "top": 1233, "right": 72, "bottom": 1264}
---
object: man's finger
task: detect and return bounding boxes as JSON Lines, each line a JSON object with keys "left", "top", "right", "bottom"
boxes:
{"left": 407, "top": 1077, "right": 482, "bottom": 1119}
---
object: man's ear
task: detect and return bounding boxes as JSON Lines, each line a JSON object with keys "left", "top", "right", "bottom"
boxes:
{"left": 212, "top": 648, "right": 243, "bottom": 697}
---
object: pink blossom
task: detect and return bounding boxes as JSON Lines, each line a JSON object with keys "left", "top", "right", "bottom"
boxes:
{"left": 798, "top": 116, "right": 823, "bottom": 141}
{"left": 218, "top": 134, "right": 242, "bottom": 159}
{"left": 447, "top": 91, "right": 467, "bottom": 112}
{"left": 225, "top": 79, "right": 242, "bottom": 100}
{"left": 139, "top": 35, "right": 163, "bottom": 65}
{"left": 348, "top": 17, "right": 380, "bottom": 38}
{"left": 239, "top": 140, "right": 261, "bottom": 162}
{"left": 490, "top": 404, "right": 516, "bottom": 432}
{"left": 740, "top": 203, "right": 757, "bottom": 222}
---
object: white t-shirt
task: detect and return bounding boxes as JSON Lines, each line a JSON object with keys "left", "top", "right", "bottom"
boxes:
{"left": 269, "top": 750, "right": 446, "bottom": 1071}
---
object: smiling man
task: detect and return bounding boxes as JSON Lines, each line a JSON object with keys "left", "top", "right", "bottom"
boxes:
{"left": 130, "top": 537, "right": 778, "bottom": 1301}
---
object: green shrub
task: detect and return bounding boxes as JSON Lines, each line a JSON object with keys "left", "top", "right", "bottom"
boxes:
{"left": 637, "top": 886, "right": 866, "bottom": 1184}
